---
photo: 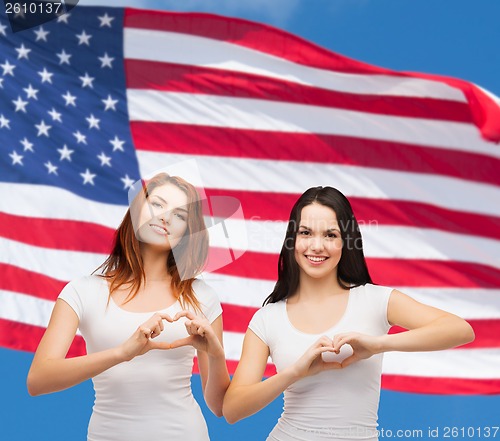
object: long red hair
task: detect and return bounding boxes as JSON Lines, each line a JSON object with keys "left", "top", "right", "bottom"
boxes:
{"left": 96, "top": 173, "right": 209, "bottom": 311}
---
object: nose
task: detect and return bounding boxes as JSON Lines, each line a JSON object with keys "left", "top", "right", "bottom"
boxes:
{"left": 309, "top": 235, "right": 324, "bottom": 252}
{"left": 158, "top": 210, "right": 172, "bottom": 224}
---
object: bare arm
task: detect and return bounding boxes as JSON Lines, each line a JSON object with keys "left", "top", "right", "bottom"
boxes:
{"left": 27, "top": 299, "right": 172, "bottom": 396}
{"left": 196, "top": 315, "right": 230, "bottom": 417}
{"left": 334, "top": 289, "right": 475, "bottom": 367}
{"left": 222, "top": 330, "right": 338, "bottom": 424}
{"left": 380, "top": 289, "right": 475, "bottom": 352}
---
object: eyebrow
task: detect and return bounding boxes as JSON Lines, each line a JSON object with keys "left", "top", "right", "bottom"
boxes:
{"left": 150, "top": 195, "right": 189, "bottom": 213}
{"left": 299, "top": 225, "right": 340, "bottom": 233}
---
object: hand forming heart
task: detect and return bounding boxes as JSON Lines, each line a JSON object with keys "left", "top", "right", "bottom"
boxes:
{"left": 167, "top": 310, "right": 224, "bottom": 358}
{"left": 119, "top": 310, "right": 223, "bottom": 362}
{"left": 291, "top": 331, "right": 382, "bottom": 378}
{"left": 321, "top": 343, "right": 354, "bottom": 363}
{"left": 119, "top": 312, "right": 174, "bottom": 361}
{"left": 329, "top": 332, "right": 383, "bottom": 368}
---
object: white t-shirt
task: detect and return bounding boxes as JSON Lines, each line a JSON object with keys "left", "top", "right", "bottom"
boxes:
{"left": 249, "top": 284, "right": 392, "bottom": 441}
{"left": 58, "top": 275, "right": 222, "bottom": 441}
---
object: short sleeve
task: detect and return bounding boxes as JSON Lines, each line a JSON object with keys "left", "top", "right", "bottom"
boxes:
{"left": 248, "top": 307, "right": 268, "bottom": 345}
{"left": 193, "top": 279, "right": 223, "bottom": 324}
{"left": 58, "top": 279, "right": 85, "bottom": 321}
{"left": 366, "top": 284, "right": 392, "bottom": 332}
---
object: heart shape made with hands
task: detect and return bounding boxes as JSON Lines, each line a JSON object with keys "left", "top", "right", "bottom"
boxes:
{"left": 149, "top": 310, "right": 208, "bottom": 349}
{"left": 321, "top": 343, "right": 353, "bottom": 363}
{"left": 146, "top": 311, "right": 192, "bottom": 338}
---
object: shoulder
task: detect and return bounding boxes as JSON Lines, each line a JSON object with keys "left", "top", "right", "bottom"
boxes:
{"left": 248, "top": 301, "right": 285, "bottom": 345}
{"left": 65, "top": 274, "right": 105, "bottom": 291}
{"left": 192, "top": 278, "right": 222, "bottom": 322}
{"left": 251, "top": 300, "right": 284, "bottom": 321}
{"left": 351, "top": 284, "right": 392, "bottom": 331}
{"left": 59, "top": 274, "right": 104, "bottom": 296}
{"left": 58, "top": 275, "right": 105, "bottom": 321}
{"left": 192, "top": 278, "right": 219, "bottom": 303}
{"left": 351, "top": 283, "right": 393, "bottom": 299}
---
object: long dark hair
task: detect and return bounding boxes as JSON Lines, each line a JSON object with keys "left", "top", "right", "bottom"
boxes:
{"left": 263, "top": 186, "right": 373, "bottom": 305}
{"left": 96, "top": 173, "right": 209, "bottom": 311}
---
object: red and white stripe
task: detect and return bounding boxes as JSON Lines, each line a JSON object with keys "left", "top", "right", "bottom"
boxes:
{"left": 2, "top": 7, "right": 500, "bottom": 395}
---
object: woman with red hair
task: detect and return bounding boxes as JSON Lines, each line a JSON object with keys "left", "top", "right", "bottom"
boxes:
{"left": 28, "top": 173, "right": 229, "bottom": 441}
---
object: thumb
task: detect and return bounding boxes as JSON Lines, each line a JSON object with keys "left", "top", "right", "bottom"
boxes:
{"left": 148, "top": 340, "right": 173, "bottom": 350}
{"left": 168, "top": 336, "right": 194, "bottom": 349}
{"left": 340, "top": 354, "right": 358, "bottom": 368}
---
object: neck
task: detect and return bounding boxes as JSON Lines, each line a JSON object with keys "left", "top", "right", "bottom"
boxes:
{"left": 296, "top": 271, "right": 346, "bottom": 300}
{"left": 140, "top": 244, "right": 170, "bottom": 282}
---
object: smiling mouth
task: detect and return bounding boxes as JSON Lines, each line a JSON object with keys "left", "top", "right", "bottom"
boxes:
{"left": 150, "top": 224, "right": 169, "bottom": 235}
{"left": 305, "top": 255, "right": 328, "bottom": 263}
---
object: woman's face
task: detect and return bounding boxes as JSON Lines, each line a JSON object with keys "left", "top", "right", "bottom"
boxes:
{"left": 294, "top": 203, "right": 343, "bottom": 281}
{"left": 135, "top": 183, "right": 189, "bottom": 250}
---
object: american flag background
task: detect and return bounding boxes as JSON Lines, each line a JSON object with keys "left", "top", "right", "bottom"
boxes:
{"left": 1, "top": 3, "right": 500, "bottom": 439}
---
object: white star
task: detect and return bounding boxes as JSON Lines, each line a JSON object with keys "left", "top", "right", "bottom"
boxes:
{"left": 48, "top": 108, "right": 62, "bottom": 122}
{"left": 86, "top": 114, "right": 100, "bottom": 129}
{"left": 34, "top": 26, "right": 49, "bottom": 42}
{"left": 15, "top": 44, "right": 31, "bottom": 60}
{"left": 109, "top": 136, "right": 125, "bottom": 152}
{"left": 44, "top": 161, "right": 58, "bottom": 175}
{"left": 13, "top": 96, "right": 28, "bottom": 113}
{"left": 56, "top": 49, "right": 71, "bottom": 65}
{"left": 0, "top": 78, "right": 3, "bottom": 88}
{"left": 58, "top": 144, "right": 74, "bottom": 161}
{"left": 98, "top": 52, "right": 114, "bottom": 68}
{"left": 97, "top": 152, "right": 112, "bottom": 167}
{"left": 102, "top": 95, "right": 118, "bottom": 111}
{"left": 35, "top": 120, "right": 52, "bottom": 137}
{"left": 0, "top": 22, "right": 7, "bottom": 37}
{"left": 14, "top": 10, "right": 25, "bottom": 19}
{"left": 20, "top": 138, "right": 34, "bottom": 152}
{"left": 24, "top": 84, "right": 39, "bottom": 100}
{"left": 62, "top": 90, "right": 77, "bottom": 106}
{"left": 57, "top": 13, "right": 70, "bottom": 24}
{"left": 121, "top": 174, "right": 135, "bottom": 190}
{"left": 73, "top": 130, "right": 87, "bottom": 144}
{"left": 0, "top": 114, "right": 10, "bottom": 129}
{"left": 38, "top": 67, "right": 54, "bottom": 84}
{"left": 79, "top": 72, "right": 95, "bottom": 88}
{"left": 80, "top": 168, "right": 96, "bottom": 185}
{"left": 9, "top": 151, "right": 24, "bottom": 165}
{"left": 98, "top": 13, "right": 114, "bottom": 27}
{"left": 1, "top": 60, "right": 16, "bottom": 76}
{"left": 76, "top": 30, "right": 92, "bottom": 46}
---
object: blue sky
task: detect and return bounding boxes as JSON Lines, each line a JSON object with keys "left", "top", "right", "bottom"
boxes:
{"left": 3, "top": 1, "right": 500, "bottom": 440}
{"left": 81, "top": 0, "right": 500, "bottom": 97}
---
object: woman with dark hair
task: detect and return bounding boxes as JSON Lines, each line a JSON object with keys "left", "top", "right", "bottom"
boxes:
{"left": 223, "top": 186, "right": 474, "bottom": 441}
{"left": 27, "top": 173, "right": 229, "bottom": 441}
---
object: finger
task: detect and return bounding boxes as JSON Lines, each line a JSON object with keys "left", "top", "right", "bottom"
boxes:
{"left": 197, "top": 326, "right": 207, "bottom": 337}
{"left": 174, "top": 310, "right": 197, "bottom": 321}
{"left": 150, "top": 325, "right": 161, "bottom": 338}
{"left": 333, "top": 334, "right": 351, "bottom": 352}
{"left": 185, "top": 320, "right": 201, "bottom": 336}
{"left": 322, "top": 360, "right": 342, "bottom": 370}
{"left": 314, "top": 346, "right": 335, "bottom": 357}
{"left": 168, "top": 336, "right": 194, "bottom": 349}
{"left": 139, "top": 327, "right": 152, "bottom": 339}
{"left": 148, "top": 340, "right": 173, "bottom": 350}
{"left": 340, "top": 354, "right": 358, "bottom": 368}
{"left": 159, "top": 313, "right": 174, "bottom": 323}
{"left": 317, "top": 335, "right": 332, "bottom": 346}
